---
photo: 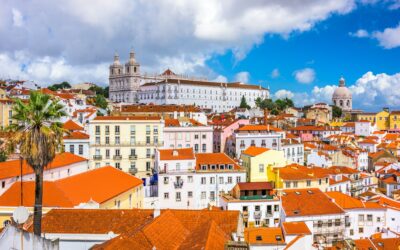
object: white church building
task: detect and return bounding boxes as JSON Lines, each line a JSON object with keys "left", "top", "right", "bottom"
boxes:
{"left": 108, "top": 50, "right": 269, "bottom": 113}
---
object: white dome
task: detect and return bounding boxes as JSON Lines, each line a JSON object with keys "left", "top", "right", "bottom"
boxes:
{"left": 333, "top": 86, "right": 351, "bottom": 99}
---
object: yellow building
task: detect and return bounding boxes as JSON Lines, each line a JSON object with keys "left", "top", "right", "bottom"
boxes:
{"left": 0, "top": 89, "right": 14, "bottom": 129}
{"left": 89, "top": 116, "right": 164, "bottom": 177}
{"left": 272, "top": 163, "right": 330, "bottom": 191}
{"left": 376, "top": 109, "right": 389, "bottom": 130}
{"left": 357, "top": 112, "right": 376, "bottom": 123}
{"left": 241, "top": 146, "right": 287, "bottom": 182}
{"left": 0, "top": 166, "right": 143, "bottom": 225}
{"left": 389, "top": 111, "right": 400, "bottom": 130}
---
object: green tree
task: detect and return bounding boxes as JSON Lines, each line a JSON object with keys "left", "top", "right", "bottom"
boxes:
{"left": 255, "top": 97, "right": 262, "bottom": 108}
{"left": 239, "top": 95, "right": 250, "bottom": 109}
{"left": 8, "top": 91, "right": 66, "bottom": 235}
{"left": 48, "top": 81, "right": 71, "bottom": 91}
{"left": 94, "top": 94, "right": 108, "bottom": 109}
{"left": 332, "top": 105, "right": 342, "bottom": 118}
{"left": 0, "top": 150, "right": 7, "bottom": 162}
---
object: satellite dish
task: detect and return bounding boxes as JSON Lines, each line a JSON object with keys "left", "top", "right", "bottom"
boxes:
{"left": 13, "top": 206, "right": 29, "bottom": 224}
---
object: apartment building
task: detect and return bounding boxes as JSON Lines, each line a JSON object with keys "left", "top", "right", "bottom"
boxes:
{"left": 281, "top": 138, "right": 304, "bottom": 164}
{"left": 229, "top": 124, "right": 283, "bottom": 159}
{"left": 163, "top": 118, "right": 213, "bottom": 153}
{"left": 89, "top": 116, "right": 164, "bottom": 177}
{"left": 63, "top": 119, "right": 90, "bottom": 159}
{"left": 220, "top": 182, "right": 281, "bottom": 228}
{"left": 156, "top": 148, "right": 246, "bottom": 209}
{"left": 281, "top": 188, "right": 345, "bottom": 247}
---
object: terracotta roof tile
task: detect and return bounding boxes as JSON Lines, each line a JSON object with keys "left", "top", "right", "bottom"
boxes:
{"left": 282, "top": 221, "right": 311, "bottom": 235}
{"left": 281, "top": 188, "right": 344, "bottom": 217}
{"left": 244, "top": 227, "right": 284, "bottom": 245}
{"left": 0, "top": 166, "right": 143, "bottom": 207}
{"left": 326, "top": 192, "right": 384, "bottom": 210}
{"left": 158, "top": 148, "right": 195, "bottom": 161}
{"left": 93, "top": 116, "right": 161, "bottom": 121}
{"left": 237, "top": 124, "right": 283, "bottom": 132}
{"left": 195, "top": 153, "right": 241, "bottom": 171}
{"left": 279, "top": 164, "right": 330, "bottom": 181}
{"left": 63, "top": 131, "right": 89, "bottom": 140}
{"left": 237, "top": 182, "right": 273, "bottom": 191}
{"left": 242, "top": 146, "right": 270, "bottom": 157}
{"left": 0, "top": 152, "right": 87, "bottom": 180}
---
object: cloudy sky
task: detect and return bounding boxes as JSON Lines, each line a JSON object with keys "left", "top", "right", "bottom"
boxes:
{"left": 1, "top": 0, "right": 400, "bottom": 111}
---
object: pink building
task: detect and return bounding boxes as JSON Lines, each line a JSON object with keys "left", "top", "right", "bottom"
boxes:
{"left": 163, "top": 118, "right": 213, "bottom": 153}
{"left": 212, "top": 119, "right": 250, "bottom": 153}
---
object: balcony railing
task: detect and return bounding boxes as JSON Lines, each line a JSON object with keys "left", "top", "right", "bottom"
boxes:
{"left": 128, "top": 167, "right": 138, "bottom": 175}
{"left": 113, "top": 155, "right": 122, "bottom": 160}
{"left": 243, "top": 211, "right": 249, "bottom": 219}
{"left": 240, "top": 195, "right": 274, "bottom": 200}
{"left": 90, "top": 141, "right": 164, "bottom": 147}
{"left": 254, "top": 211, "right": 261, "bottom": 220}
{"left": 174, "top": 179, "right": 184, "bottom": 189}
{"left": 129, "top": 155, "right": 138, "bottom": 160}
{"left": 266, "top": 212, "right": 273, "bottom": 217}
{"left": 93, "top": 155, "right": 102, "bottom": 160}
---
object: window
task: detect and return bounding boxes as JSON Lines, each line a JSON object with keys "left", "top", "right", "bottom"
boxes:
{"left": 194, "top": 144, "right": 199, "bottom": 152}
{"left": 201, "top": 191, "right": 206, "bottom": 199}
{"left": 210, "top": 177, "right": 215, "bottom": 184}
{"left": 146, "top": 148, "right": 151, "bottom": 158}
{"left": 325, "top": 178, "right": 329, "bottom": 184}
{"left": 194, "top": 134, "right": 199, "bottom": 139}
{"left": 274, "top": 205, "right": 279, "bottom": 212}
{"left": 164, "top": 177, "right": 169, "bottom": 184}
{"left": 255, "top": 205, "right": 260, "bottom": 211}
{"left": 188, "top": 191, "right": 193, "bottom": 198}
{"left": 105, "top": 125, "right": 110, "bottom": 134}
{"left": 202, "top": 134, "right": 206, "bottom": 139}
{"left": 176, "top": 192, "right": 181, "bottom": 201}
{"left": 115, "top": 149, "right": 120, "bottom": 156}
{"left": 146, "top": 125, "right": 151, "bottom": 135}
{"left": 146, "top": 162, "right": 151, "bottom": 172}
{"left": 130, "top": 136, "right": 135, "bottom": 145}
{"left": 153, "top": 126, "right": 158, "bottom": 134}
{"left": 350, "top": 229, "right": 354, "bottom": 236}
{"left": 95, "top": 126, "right": 100, "bottom": 135}
{"left": 335, "top": 219, "right": 341, "bottom": 226}
{"left": 359, "top": 227, "right": 364, "bottom": 233}
{"left": 1, "top": 181, "right": 5, "bottom": 189}
{"left": 146, "top": 136, "right": 150, "bottom": 144}
{"left": 358, "top": 215, "right": 364, "bottom": 222}
{"left": 176, "top": 163, "right": 181, "bottom": 171}
{"left": 69, "top": 145, "right": 75, "bottom": 154}
{"left": 210, "top": 191, "right": 215, "bottom": 201}
{"left": 306, "top": 180, "right": 311, "bottom": 186}
{"left": 115, "top": 125, "right": 120, "bottom": 134}
{"left": 188, "top": 176, "right": 193, "bottom": 183}
{"left": 115, "top": 136, "right": 120, "bottom": 145}
{"left": 285, "top": 182, "right": 291, "bottom": 188}
{"left": 377, "top": 217, "right": 381, "bottom": 222}
{"left": 95, "top": 137, "right": 100, "bottom": 144}
{"left": 79, "top": 145, "right": 83, "bottom": 155}
{"left": 259, "top": 164, "right": 264, "bottom": 173}
{"left": 219, "top": 177, "right": 224, "bottom": 184}
{"left": 164, "top": 193, "right": 169, "bottom": 199}
{"left": 293, "top": 181, "right": 298, "bottom": 188}
{"left": 202, "top": 144, "right": 206, "bottom": 152}
{"left": 201, "top": 177, "right": 206, "bottom": 184}
{"left": 236, "top": 176, "right": 241, "bottom": 183}
{"left": 130, "top": 125, "right": 136, "bottom": 134}
{"left": 319, "top": 179, "right": 322, "bottom": 185}
{"left": 367, "top": 214, "right": 373, "bottom": 222}
{"left": 105, "top": 136, "right": 110, "bottom": 145}
{"left": 228, "top": 177, "right": 232, "bottom": 184}
{"left": 105, "top": 149, "right": 110, "bottom": 159}
{"left": 115, "top": 162, "right": 120, "bottom": 169}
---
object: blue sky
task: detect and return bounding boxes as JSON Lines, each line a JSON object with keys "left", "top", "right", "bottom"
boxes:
{"left": 0, "top": 0, "right": 399, "bottom": 110}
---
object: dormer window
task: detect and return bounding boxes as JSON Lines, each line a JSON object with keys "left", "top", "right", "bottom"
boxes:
{"left": 219, "top": 164, "right": 225, "bottom": 170}
{"left": 211, "top": 165, "right": 216, "bottom": 170}
{"left": 228, "top": 164, "right": 233, "bottom": 169}
{"left": 201, "top": 165, "right": 207, "bottom": 170}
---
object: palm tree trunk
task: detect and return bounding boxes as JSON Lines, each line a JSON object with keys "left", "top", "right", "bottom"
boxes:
{"left": 33, "top": 166, "right": 44, "bottom": 236}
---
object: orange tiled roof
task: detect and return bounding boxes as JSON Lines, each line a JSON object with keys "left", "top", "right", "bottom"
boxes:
{"left": 195, "top": 153, "right": 241, "bottom": 170}
{"left": 278, "top": 164, "right": 330, "bottom": 181}
{"left": 0, "top": 166, "right": 143, "bottom": 207}
{"left": 0, "top": 152, "right": 87, "bottom": 180}
{"left": 281, "top": 188, "right": 344, "bottom": 217}
{"left": 159, "top": 148, "right": 195, "bottom": 161}
{"left": 242, "top": 146, "right": 270, "bottom": 157}
{"left": 327, "top": 166, "right": 359, "bottom": 175}
{"left": 120, "top": 104, "right": 201, "bottom": 113}
{"left": 237, "top": 182, "right": 273, "bottom": 191}
{"left": 237, "top": 124, "right": 283, "bottom": 132}
{"left": 63, "top": 131, "right": 89, "bottom": 140}
{"left": 164, "top": 118, "right": 181, "bottom": 127}
{"left": 354, "top": 238, "right": 400, "bottom": 250}
{"left": 371, "top": 196, "right": 400, "bottom": 211}
{"left": 244, "top": 227, "right": 285, "bottom": 245}
{"left": 326, "top": 192, "right": 384, "bottom": 210}
{"left": 63, "top": 119, "right": 84, "bottom": 131}
{"left": 329, "top": 175, "right": 351, "bottom": 185}
{"left": 282, "top": 221, "right": 311, "bottom": 235}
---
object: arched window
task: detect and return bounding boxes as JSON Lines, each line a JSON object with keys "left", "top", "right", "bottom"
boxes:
{"left": 346, "top": 100, "right": 350, "bottom": 107}
{"left": 339, "top": 100, "right": 343, "bottom": 106}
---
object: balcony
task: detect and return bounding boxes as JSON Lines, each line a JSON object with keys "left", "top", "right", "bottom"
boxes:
{"left": 174, "top": 179, "right": 184, "bottom": 189}
{"left": 243, "top": 211, "right": 249, "bottom": 220}
{"left": 254, "top": 211, "right": 261, "bottom": 220}
{"left": 115, "top": 131, "right": 120, "bottom": 135}
{"left": 113, "top": 155, "right": 122, "bottom": 160}
{"left": 128, "top": 167, "right": 138, "bottom": 175}
{"left": 240, "top": 195, "right": 274, "bottom": 200}
{"left": 265, "top": 212, "right": 273, "bottom": 217}
{"left": 240, "top": 144, "right": 245, "bottom": 148}
{"left": 272, "top": 143, "right": 277, "bottom": 147}
{"left": 129, "top": 155, "right": 138, "bottom": 160}
{"left": 93, "top": 155, "right": 102, "bottom": 160}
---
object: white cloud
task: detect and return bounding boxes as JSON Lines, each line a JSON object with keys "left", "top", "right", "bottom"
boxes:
{"left": 349, "top": 29, "right": 369, "bottom": 38}
{"left": 12, "top": 8, "right": 24, "bottom": 27}
{"left": 0, "top": 0, "right": 356, "bottom": 84}
{"left": 274, "top": 89, "right": 294, "bottom": 99}
{"left": 271, "top": 68, "right": 280, "bottom": 78}
{"left": 0, "top": 51, "right": 108, "bottom": 84}
{"left": 372, "top": 23, "right": 400, "bottom": 49}
{"left": 234, "top": 71, "right": 250, "bottom": 83}
{"left": 274, "top": 71, "right": 400, "bottom": 110}
{"left": 213, "top": 75, "right": 228, "bottom": 82}
{"left": 294, "top": 68, "right": 316, "bottom": 84}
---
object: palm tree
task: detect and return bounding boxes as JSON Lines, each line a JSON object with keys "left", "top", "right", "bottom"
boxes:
{"left": 8, "top": 91, "right": 66, "bottom": 236}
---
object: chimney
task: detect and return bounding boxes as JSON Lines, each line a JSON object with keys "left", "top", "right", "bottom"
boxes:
{"left": 264, "top": 108, "right": 269, "bottom": 126}
{"left": 153, "top": 208, "right": 160, "bottom": 218}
